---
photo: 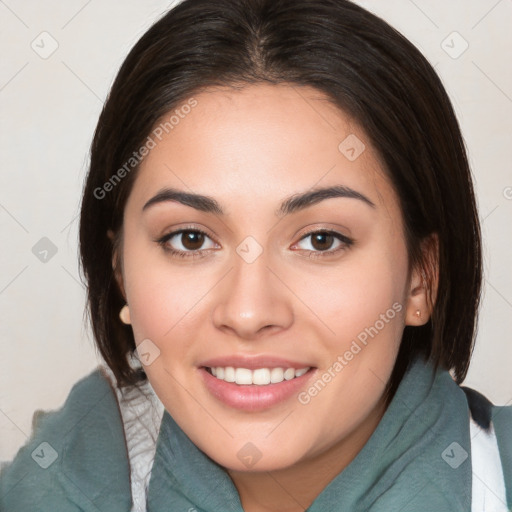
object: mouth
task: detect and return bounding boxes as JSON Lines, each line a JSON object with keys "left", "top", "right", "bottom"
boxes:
{"left": 203, "top": 365, "right": 311, "bottom": 385}
{"left": 198, "top": 362, "right": 316, "bottom": 412}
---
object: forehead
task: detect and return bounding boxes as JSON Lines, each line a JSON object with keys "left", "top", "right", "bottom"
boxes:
{"left": 127, "top": 83, "right": 398, "bottom": 217}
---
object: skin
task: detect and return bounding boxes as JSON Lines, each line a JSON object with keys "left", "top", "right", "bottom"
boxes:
{"left": 113, "top": 83, "right": 434, "bottom": 512}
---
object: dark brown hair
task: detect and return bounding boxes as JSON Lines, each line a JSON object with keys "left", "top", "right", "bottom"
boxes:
{"left": 79, "top": 0, "right": 482, "bottom": 403}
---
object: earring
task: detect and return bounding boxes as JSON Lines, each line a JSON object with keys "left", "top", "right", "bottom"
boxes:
{"left": 119, "top": 304, "right": 131, "bottom": 325}
{"left": 415, "top": 309, "right": 421, "bottom": 318}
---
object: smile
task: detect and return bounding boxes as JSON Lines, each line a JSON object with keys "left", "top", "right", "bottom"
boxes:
{"left": 199, "top": 364, "right": 316, "bottom": 412}
{"left": 206, "top": 366, "right": 311, "bottom": 385}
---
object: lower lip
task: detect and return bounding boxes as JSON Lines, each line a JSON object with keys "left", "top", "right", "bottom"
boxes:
{"left": 199, "top": 367, "right": 316, "bottom": 412}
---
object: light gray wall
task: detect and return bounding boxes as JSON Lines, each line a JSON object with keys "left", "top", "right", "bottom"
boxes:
{"left": 1, "top": 0, "right": 511, "bottom": 462}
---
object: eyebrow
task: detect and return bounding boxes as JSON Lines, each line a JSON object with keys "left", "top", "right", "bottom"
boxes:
{"left": 142, "top": 185, "right": 376, "bottom": 216}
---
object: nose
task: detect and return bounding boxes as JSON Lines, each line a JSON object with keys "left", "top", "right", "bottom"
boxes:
{"left": 211, "top": 249, "right": 294, "bottom": 340}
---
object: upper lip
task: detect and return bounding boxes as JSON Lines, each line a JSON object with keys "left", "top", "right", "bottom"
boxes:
{"left": 200, "top": 354, "right": 314, "bottom": 370}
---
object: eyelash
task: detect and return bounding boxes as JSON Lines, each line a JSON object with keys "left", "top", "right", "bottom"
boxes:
{"left": 156, "top": 227, "right": 216, "bottom": 260}
{"left": 156, "top": 227, "right": 354, "bottom": 260}
{"left": 296, "top": 228, "right": 354, "bottom": 259}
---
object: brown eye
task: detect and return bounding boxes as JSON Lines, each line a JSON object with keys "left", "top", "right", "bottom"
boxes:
{"left": 181, "top": 230, "right": 205, "bottom": 250}
{"left": 310, "top": 232, "right": 335, "bottom": 251}
{"left": 293, "top": 230, "right": 354, "bottom": 257}
{"left": 158, "top": 228, "right": 217, "bottom": 256}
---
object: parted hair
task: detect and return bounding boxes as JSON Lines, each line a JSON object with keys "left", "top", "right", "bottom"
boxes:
{"left": 79, "top": 0, "right": 482, "bottom": 403}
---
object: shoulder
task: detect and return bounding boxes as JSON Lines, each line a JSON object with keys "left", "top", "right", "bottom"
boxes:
{"left": 0, "top": 367, "right": 132, "bottom": 512}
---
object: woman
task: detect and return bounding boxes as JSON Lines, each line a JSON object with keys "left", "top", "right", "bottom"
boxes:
{"left": 1, "top": 0, "right": 510, "bottom": 510}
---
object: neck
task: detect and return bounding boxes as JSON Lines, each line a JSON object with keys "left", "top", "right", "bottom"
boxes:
{"left": 227, "top": 396, "right": 387, "bottom": 512}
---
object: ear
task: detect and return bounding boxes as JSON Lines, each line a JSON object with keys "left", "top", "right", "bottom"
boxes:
{"left": 107, "top": 229, "right": 127, "bottom": 301}
{"left": 404, "top": 233, "right": 439, "bottom": 326}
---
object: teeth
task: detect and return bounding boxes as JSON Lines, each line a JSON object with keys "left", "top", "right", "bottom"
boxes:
{"left": 284, "top": 368, "right": 295, "bottom": 380}
{"left": 252, "top": 368, "right": 270, "bottom": 385}
{"left": 235, "top": 368, "right": 252, "bottom": 385}
{"left": 270, "top": 368, "right": 284, "bottom": 383}
{"left": 224, "top": 366, "right": 236, "bottom": 382}
{"left": 208, "top": 366, "right": 310, "bottom": 385}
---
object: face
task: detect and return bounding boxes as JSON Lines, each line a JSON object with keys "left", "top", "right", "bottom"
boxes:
{"left": 115, "top": 83, "right": 425, "bottom": 473}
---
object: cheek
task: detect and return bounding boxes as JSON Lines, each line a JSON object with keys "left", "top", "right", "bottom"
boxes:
{"left": 292, "top": 256, "right": 407, "bottom": 447}
{"left": 301, "top": 240, "right": 408, "bottom": 403}
{"left": 121, "top": 237, "right": 191, "bottom": 343}
{"left": 294, "top": 247, "right": 407, "bottom": 344}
